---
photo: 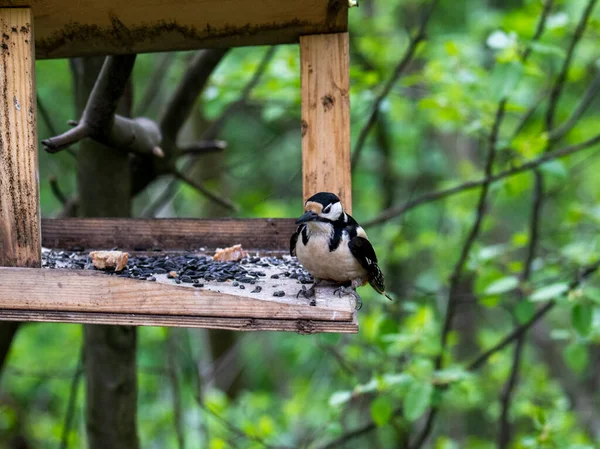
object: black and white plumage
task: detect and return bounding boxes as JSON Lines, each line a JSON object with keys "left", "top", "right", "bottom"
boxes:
{"left": 290, "top": 192, "right": 392, "bottom": 306}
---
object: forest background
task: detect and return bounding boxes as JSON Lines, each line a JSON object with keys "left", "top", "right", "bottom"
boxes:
{"left": 2, "top": 0, "right": 600, "bottom": 448}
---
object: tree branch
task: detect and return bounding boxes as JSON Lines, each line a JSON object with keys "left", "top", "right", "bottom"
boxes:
{"left": 364, "top": 133, "right": 600, "bottom": 227}
{"left": 545, "top": 0, "right": 598, "bottom": 130}
{"left": 49, "top": 175, "right": 68, "bottom": 205}
{"left": 59, "top": 348, "right": 83, "bottom": 449}
{"left": 167, "top": 331, "right": 185, "bottom": 449}
{"left": 351, "top": 0, "right": 439, "bottom": 169}
{"left": 160, "top": 49, "right": 229, "bottom": 143}
{"left": 549, "top": 70, "right": 600, "bottom": 142}
{"left": 180, "top": 140, "right": 228, "bottom": 155}
{"left": 174, "top": 170, "right": 237, "bottom": 211}
{"left": 135, "top": 52, "right": 176, "bottom": 117}
{"left": 43, "top": 55, "right": 163, "bottom": 156}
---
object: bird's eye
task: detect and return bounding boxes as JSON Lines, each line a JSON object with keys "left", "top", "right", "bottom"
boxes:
{"left": 323, "top": 204, "right": 331, "bottom": 214}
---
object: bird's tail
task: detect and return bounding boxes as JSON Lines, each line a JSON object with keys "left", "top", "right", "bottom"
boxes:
{"left": 369, "top": 267, "right": 393, "bottom": 301}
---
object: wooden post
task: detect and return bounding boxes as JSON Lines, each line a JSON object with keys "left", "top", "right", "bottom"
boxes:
{"left": 300, "top": 32, "right": 351, "bottom": 213}
{"left": 0, "top": 8, "right": 41, "bottom": 268}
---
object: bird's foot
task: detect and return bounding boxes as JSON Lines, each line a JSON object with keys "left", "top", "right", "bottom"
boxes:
{"left": 296, "top": 284, "right": 316, "bottom": 299}
{"left": 333, "top": 285, "right": 363, "bottom": 310}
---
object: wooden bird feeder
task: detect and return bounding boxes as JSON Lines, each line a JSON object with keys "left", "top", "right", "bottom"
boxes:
{"left": 0, "top": 1, "right": 356, "bottom": 333}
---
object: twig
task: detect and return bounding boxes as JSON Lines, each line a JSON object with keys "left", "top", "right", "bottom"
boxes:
{"left": 510, "top": 89, "right": 548, "bottom": 140}
{"left": 521, "top": 0, "right": 554, "bottom": 62}
{"left": 351, "top": 0, "right": 439, "bottom": 169}
{"left": 160, "top": 49, "right": 229, "bottom": 143}
{"left": 167, "top": 331, "right": 186, "bottom": 449}
{"left": 180, "top": 140, "right": 228, "bottom": 155}
{"left": 549, "top": 70, "right": 600, "bottom": 142}
{"left": 174, "top": 170, "right": 237, "bottom": 211}
{"left": 317, "top": 421, "right": 378, "bottom": 449}
{"left": 497, "top": 170, "right": 544, "bottom": 449}
{"left": 545, "top": 0, "right": 598, "bottom": 130}
{"left": 59, "top": 348, "right": 84, "bottom": 449}
{"left": 49, "top": 176, "right": 68, "bottom": 205}
{"left": 197, "top": 401, "right": 293, "bottom": 449}
{"left": 364, "top": 133, "right": 600, "bottom": 227}
{"left": 135, "top": 52, "right": 176, "bottom": 116}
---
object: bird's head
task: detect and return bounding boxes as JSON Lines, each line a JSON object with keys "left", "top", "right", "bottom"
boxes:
{"left": 296, "top": 192, "right": 344, "bottom": 227}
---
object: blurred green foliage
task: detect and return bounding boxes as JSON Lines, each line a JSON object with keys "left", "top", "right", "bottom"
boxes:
{"left": 3, "top": 0, "right": 600, "bottom": 448}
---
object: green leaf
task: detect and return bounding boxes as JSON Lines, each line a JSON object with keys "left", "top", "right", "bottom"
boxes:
{"left": 530, "top": 283, "right": 569, "bottom": 302}
{"left": 563, "top": 342, "right": 589, "bottom": 373}
{"left": 485, "top": 276, "right": 519, "bottom": 295}
{"left": 515, "top": 301, "right": 535, "bottom": 324}
{"left": 371, "top": 396, "right": 393, "bottom": 427}
{"left": 403, "top": 381, "right": 433, "bottom": 422}
{"left": 571, "top": 303, "right": 593, "bottom": 337}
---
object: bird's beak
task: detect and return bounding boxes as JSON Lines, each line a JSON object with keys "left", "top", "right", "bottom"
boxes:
{"left": 296, "top": 211, "right": 318, "bottom": 224}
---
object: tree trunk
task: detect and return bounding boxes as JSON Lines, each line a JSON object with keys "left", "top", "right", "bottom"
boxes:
{"left": 71, "top": 57, "right": 139, "bottom": 449}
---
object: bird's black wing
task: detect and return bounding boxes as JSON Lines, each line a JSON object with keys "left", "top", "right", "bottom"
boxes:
{"left": 348, "top": 236, "right": 378, "bottom": 272}
{"left": 290, "top": 226, "right": 302, "bottom": 256}
{"left": 348, "top": 236, "right": 390, "bottom": 299}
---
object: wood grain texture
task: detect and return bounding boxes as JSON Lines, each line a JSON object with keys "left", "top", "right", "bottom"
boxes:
{"left": 0, "top": 0, "right": 348, "bottom": 59}
{"left": 0, "top": 310, "right": 358, "bottom": 334}
{"left": 0, "top": 8, "right": 41, "bottom": 268}
{"left": 300, "top": 33, "right": 351, "bottom": 213}
{"left": 0, "top": 268, "right": 354, "bottom": 321}
{"left": 41, "top": 218, "right": 297, "bottom": 251}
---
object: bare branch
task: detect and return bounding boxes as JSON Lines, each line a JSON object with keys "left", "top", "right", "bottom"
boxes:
{"left": 160, "top": 49, "right": 230, "bottom": 143}
{"left": 351, "top": 0, "right": 439, "bottom": 169}
{"left": 167, "top": 331, "right": 185, "bottom": 449}
{"left": 59, "top": 348, "right": 83, "bottom": 449}
{"left": 43, "top": 55, "right": 163, "bottom": 156}
{"left": 521, "top": 0, "right": 554, "bottom": 62}
{"left": 135, "top": 53, "right": 176, "bottom": 116}
{"left": 545, "top": 0, "right": 598, "bottom": 130}
{"left": 43, "top": 123, "right": 91, "bottom": 153}
{"left": 49, "top": 175, "right": 68, "bottom": 205}
{"left": 180, "top": 140, "right": 228, "bottom": 155}
{"left": 549, "top": 70, "right": 600, "bottom": 142}
{"left": 202, "top": 46, "right": 277, "bottom": 141}
{"left": 364, "top": 133, "right": 600, "bottom": 227}
{"left": 497, "top": 170, "right": 544, "bottom": 449}
{"left": 174, "top": 170, "right": 237, "bottom": 212}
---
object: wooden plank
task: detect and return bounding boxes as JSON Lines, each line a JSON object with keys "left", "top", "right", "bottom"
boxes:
{"left": 300, "top": 33, "right": 351, "bottom": 213}
{"left": 0, "top": 268, "right": 354, "bottom": 321}
{"left": 0, "top": 8, "right": 41, "bottom": 268}
{"left": 41, "top": 218, "right": 297, "bottom": 251}
{"left": 0, "top": 310, "right": 358, "bottom": 334}
{"left": 0, "top": 0, "right": 348, "bottom": 59}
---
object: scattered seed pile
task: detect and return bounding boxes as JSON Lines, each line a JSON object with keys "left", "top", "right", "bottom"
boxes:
{"left": 42, "top": 250, "right": 314, "bottom": 297}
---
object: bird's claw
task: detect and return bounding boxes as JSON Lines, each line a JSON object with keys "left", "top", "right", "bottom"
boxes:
{"left": 333, "top": 285, "right": 363, "bottom": 310}
{"left": 296, "top": 284, "right": 316, "bottom": 299}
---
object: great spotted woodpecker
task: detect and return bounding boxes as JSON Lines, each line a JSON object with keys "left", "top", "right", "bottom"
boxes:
{"left": 290, "top": 192, "right": 392, "bottom": 308}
